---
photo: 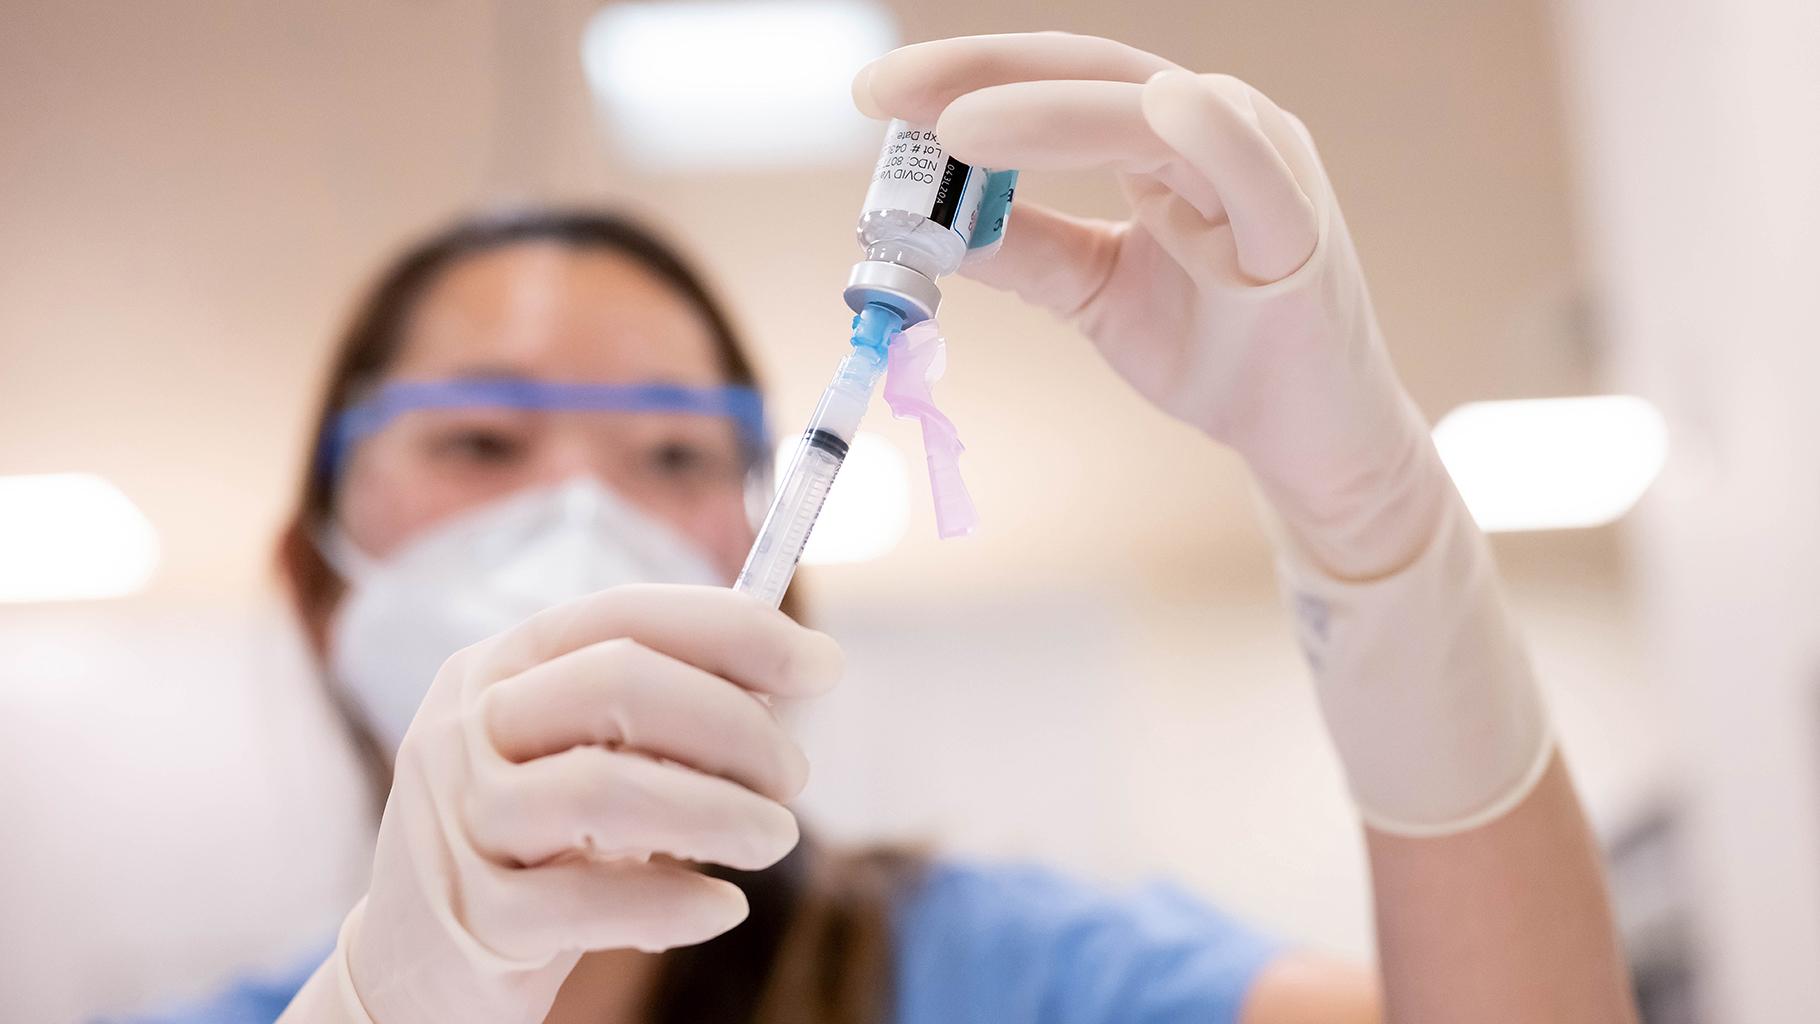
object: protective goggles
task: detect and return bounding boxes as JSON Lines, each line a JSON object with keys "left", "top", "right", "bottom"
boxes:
{"left": 317, "top": 377, "right": 769, "bottom": 483}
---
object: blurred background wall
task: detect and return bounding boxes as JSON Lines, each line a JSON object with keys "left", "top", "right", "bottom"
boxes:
{"left": 5, "top": 0, "right": 1810, "bottom": 1021}
{"left": 1555, "top": 1, "right": 1820, "bottom": 1019}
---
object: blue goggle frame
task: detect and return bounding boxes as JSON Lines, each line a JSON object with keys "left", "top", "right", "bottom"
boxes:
{"left": 317, "top": 378, "right": 769, "bottom": 481}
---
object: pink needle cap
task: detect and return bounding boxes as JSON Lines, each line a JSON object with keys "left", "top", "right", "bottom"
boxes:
{"left": 884, "top": 319, "right": 978, "bottom": 538}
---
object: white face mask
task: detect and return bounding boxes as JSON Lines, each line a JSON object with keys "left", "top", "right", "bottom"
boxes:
{"left": 324, "top": 477, "right": 725, "bottom": 755}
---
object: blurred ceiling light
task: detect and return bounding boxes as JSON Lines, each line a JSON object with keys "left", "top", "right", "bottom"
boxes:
{"left": 581, "top": 0, "right": 897, "bottom": 171}
{"left": 1433, "top": 395, "right": 1669, "bottom": 533}
{"left": 774, "top": 431, "right": 908, "bottom": 565}
{"left": 0, "top": 473, "right": 160, "bottom": 602}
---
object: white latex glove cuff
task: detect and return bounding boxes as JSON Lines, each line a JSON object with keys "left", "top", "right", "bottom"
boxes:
{"left": 1271, "top": 473, "right": 1554, "bottom": 837}
{"left": 278, "top": 901, "right": 377, "bottom": 1024}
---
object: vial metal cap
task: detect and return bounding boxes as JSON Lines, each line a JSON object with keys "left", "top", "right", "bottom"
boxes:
{"left": 843, "top": 260, "right": 942, "bottom": 325}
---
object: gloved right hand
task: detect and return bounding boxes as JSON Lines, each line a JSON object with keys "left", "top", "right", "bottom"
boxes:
{"left": 281, "top": 584, "right": 842, "bottom": 1024}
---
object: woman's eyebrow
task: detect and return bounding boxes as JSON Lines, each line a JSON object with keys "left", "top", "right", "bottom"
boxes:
{"left": 432, "top": 366, "right": 703, "bottom": 387}
{"left": 443, "top": 364, "right": 536, "bottom": 382}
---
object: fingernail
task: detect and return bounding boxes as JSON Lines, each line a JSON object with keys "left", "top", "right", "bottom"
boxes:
{"left": 852, "top": 62, "right": 885, "bottom": 119}
{"left": 796, "top": 630, "right": 845, "bottom": 694}
{"left": 1146, "top": 67, "right": 1193, "bottom": 90}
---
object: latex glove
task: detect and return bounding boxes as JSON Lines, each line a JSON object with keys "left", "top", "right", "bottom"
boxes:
{"left": 281, "top": 585, "right": 842, "bottom": 1024}
{"left": 855, "top": 34, "right": 1550, "bottom": 836}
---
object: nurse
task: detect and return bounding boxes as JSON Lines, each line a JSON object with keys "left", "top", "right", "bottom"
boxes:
{"left": 142, "top": 32, "right": 1638, "bottom": 1024}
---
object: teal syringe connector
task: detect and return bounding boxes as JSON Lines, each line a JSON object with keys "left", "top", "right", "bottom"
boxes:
{"left": 732, "top": 302, "right": 906, "bottom": 608}
{"left": 848, "top": 302, "right": 904, "bottom": 360}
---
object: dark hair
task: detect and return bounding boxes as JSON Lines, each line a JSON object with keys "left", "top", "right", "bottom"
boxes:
{"left": 274, "top": 207, "right": 914, "bottom": 1024}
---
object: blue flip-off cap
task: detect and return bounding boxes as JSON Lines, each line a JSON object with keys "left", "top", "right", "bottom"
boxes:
{"left": 967, "top": 169, "right": 1019, "bottom": 251}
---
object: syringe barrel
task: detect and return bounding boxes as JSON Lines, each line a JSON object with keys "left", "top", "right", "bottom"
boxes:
{"left": 732, "top": 343, "right": 888, "bottom": 608}
{"left": 812, "top": 346, "right": 884, "bottom": 434}
{"left": 734, "top": 436, "right": 845, "bottom": 608}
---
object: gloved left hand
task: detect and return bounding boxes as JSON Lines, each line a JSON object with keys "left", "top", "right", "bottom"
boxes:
{"left": 854, "top": 32, "right": 1431, "bottom": 579}
{"left": 855, "top": 33, "right": 1551, "bottom": 837}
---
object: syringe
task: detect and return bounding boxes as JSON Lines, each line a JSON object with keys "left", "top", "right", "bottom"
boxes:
{"left": 734, "top": 303, "right": 905, "bottom": 607}
{"left": 734, "top": 116, "right": 1013, "bottom": 607}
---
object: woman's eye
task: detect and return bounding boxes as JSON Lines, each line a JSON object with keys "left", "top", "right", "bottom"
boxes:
{"left": 651, "top": 441, "right": 709, "bottom": 475}
{"left": 434, "top": 428, "right": 527, "bottom": 464}
{"left": 648, "top": 440, "right": 738, "bottom": 483}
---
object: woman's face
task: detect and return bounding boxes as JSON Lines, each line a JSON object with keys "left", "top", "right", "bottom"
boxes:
{"left": 333, "top": 241, "right": 756, "bottom": 580}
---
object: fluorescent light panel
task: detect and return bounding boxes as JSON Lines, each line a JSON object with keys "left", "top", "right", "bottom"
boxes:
{"left": 0, "top": 473, "right": 160, "bottom": 602}
{"left": 582, "top": 0, "right": 898, "bottom": 170}
{"left": 1433, "top": 395, "right": 1669, "bottom": 533}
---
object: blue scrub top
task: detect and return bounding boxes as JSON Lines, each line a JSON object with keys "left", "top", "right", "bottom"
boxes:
{"left": 108, "top": 861, "right": 1281, "bottom": 1024}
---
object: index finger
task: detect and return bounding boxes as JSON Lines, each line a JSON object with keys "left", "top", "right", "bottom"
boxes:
{"left": 853, "top": 32, "right": 1181, "bottom": 124}
{"left": 475, "top": 584, "right": 844, "bottom": 700}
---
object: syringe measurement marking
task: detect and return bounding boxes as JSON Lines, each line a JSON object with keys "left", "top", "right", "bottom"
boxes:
{"left": 772, "top": 464, "right": 835, "bottom": 571}
{"left": 739, "top": 438, "right": 846, "bottom": 597}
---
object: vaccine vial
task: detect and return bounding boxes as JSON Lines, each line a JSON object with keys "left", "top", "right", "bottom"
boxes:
{"left": 859, "top": 120, "right": 984, "bottom": 278}
{"left": 845, "top": 119, "right": 1015, "bottom": 325}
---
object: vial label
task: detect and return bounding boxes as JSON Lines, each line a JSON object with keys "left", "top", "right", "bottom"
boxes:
{"left": 861, "top": 120, "right": 986, "bottom": 244}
